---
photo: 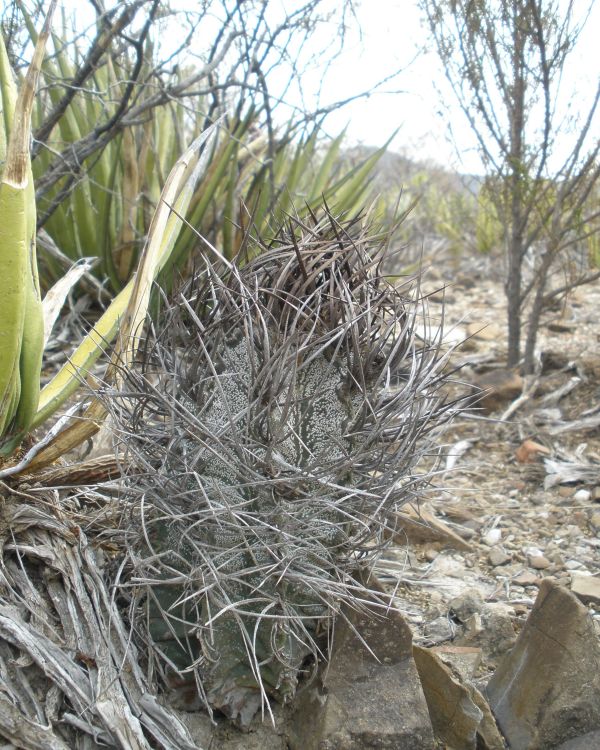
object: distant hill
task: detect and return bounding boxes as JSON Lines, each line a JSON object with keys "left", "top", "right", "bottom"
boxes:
{"left": 344, "top": 145, "right": 484, "bottom": 198}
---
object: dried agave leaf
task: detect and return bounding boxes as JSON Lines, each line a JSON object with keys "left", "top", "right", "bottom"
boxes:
{"left": 0, "top": 499, "right": 203, "bottom": 749}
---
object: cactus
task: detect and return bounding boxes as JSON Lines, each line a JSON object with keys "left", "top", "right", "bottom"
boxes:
{"left": 111, "top": 211, "right": 451, "bottom": 727}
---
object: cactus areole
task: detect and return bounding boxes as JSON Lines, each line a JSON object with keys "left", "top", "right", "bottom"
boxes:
{"left": 111, "top": 211, "right": 451, "bottom": 727}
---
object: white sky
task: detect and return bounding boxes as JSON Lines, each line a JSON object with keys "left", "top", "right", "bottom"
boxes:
{"left": 277, "top": 0, "right": 600, "bottom": 175}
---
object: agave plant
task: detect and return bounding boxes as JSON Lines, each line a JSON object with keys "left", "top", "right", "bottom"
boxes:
{"left": 18, "top": 6, "right": 388, "bottom": 294}
{"left": 104, "top": 210, "right": 452, "bottom": 727}
{"left": 0, "top": 6, "right": 219, "bottom": 462}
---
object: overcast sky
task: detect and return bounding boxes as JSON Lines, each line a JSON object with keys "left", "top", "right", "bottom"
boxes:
{"left": 276, "top": 0, "right": 600, "bottom": 175}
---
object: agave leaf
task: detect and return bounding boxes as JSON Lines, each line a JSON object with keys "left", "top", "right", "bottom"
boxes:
{"left": 221, "top": 140, "right": 239, "bottom": 259}
{"left": 42, "top": 258, "right": 95, "bottom": 347}
{"left": 114, "top": 120, "right": 222, "bottom": 370}
{"left": 116, "top": 126, "right": 140, "bottom": 283}
{"left": 23, "top": 121, "right": 221, "bottom": 471}
{"left": 0, "top": 33, "right": 17, "bottom": 157}
{"left": 170, "top": 119, "right": 250, "bottom": 267}
{"left": 0, "top": 0, "right": 56, "bottom": 449}
{"left": 308, "top": 128, "right": 346, "bottom": 202}
{"left": 316, "top": 136, "right": 395, "bottom": 216}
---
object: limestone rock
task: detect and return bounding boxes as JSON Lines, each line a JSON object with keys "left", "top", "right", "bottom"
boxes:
{"left": 288, "top": 592, "right": 435, "bottom": 750}
{"left": 432, "top": 645, "right": 482, "bottom": 681}
{"left": 570, "top": 573, "right": 600, "bottom": 606}
{"left": 413, "top": 645, "right": 482, "bottom": 750}
{"left": 486, "top": 580, "right": 600, "bottom": 749}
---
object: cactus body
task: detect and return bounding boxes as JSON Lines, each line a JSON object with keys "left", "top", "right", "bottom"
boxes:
{"left": 113, "top": 213, "right": 449, "bottom": 726}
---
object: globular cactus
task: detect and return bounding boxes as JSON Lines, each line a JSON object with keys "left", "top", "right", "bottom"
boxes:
{"left": 111, "top": 211, "right": 451, "bottom": 727}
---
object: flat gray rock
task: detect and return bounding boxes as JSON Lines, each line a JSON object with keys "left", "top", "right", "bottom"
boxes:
{"left": 486, "top": 580, "right": 600, "bottom": 749}
{"left": 571, "top": 573, "right": 600, "bottom": 606}
{"left": 288, "top": 591, "right": 435, "bottom": 749}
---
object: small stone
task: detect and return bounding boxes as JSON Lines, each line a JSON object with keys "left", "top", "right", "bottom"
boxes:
{"left": 574, "top": 489, "right": 591, "bottom": 502}
{"left": 431, "top": 645, "right": 483, "bottom": 680}
{"left": 456, "top": 605, "right": 516, "bottom": 660}
{"left": 482, "top": 528, "right": 502, "bottom": 546}
{"left": 515, "top": 439, "right": 550, "bottom": 464}
{"left": 540, "top": 350, "right": 571, "bottom": 372}
{"left": 463, "top": 612, "right": 484, "bottom": 636}
{"left": 424, "top": 546, "right": 440, "bottom": 562}
{"left": 547, "top": 551, "right": 565, "bottom": 565}
{"left": 547, "top": 319, "right": 577, "bottom": 333}
{"left": 571, "top": 574, "right": 600, "bottom": 606}
{"left": 449, "top": 590, "right": 485, "bottom": 622}
{"left": 529, "top": 555, "right": 551, "bottom": 570}
{"left": 559, "top": 486, "right": 575, "bottom": 498}
{"left": 525, "top": 546, "right": 544, "bottom": 557}
{"left": 513, "top": 571, "right": 540, "bottom": 587}
{"left": 593, "top": 487, "right": 600, "bottom": 502}
{"left": 466, "top": 321, "right": 503, "bottom": 341}
{"left": 475, "top": 368, "right": 523, "bottom": 413}
{"left": 423, "top": 616, "right": 455, "bottom": 645}
{"left": 590, "top": 513, "right": 600, "bottom": 531}
{"left": 565, "top": 559, "right": 585, "bottom": 570}
{"left": 489, "top": 549, "right": 511, "bottom": 567}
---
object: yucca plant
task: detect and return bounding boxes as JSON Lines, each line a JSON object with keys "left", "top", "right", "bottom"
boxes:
{"left": 102, "top": 211, "right": 452, "bottom": 727}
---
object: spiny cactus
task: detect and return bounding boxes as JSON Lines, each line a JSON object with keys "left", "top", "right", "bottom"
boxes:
{"left": 109, "top": 211, "right": 452, "bottom": 727}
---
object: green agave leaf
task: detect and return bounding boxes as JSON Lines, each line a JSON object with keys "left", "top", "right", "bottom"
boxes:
{"left": 34, "top": 120, "right": 221, "bottom": 429}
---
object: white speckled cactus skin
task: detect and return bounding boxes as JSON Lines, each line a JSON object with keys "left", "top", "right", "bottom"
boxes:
{"left": 111, "top": 213, "right": 451, "bottom": 726}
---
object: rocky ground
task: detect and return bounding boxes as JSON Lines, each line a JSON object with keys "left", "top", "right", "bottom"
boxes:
{"left": 378, "top": 252, "right": 600, "bottom": 644}
{"left": 368, "top": 250, "right": 600, "bottom": 749}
